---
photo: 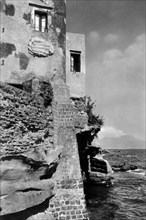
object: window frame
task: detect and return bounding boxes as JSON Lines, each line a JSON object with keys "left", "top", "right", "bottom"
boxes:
{"left": 70, "top": 51, "right": 81, "bottom": 73}
{"left": 34, "top": 10, "right": 48, "bottom": 32}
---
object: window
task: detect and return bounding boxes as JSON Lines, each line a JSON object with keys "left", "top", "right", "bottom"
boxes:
{"left": 70, "top": 51, "right": 81, "bottom": 72}
{"left": 35, "top": 11, "right": 47, "bottom": 32}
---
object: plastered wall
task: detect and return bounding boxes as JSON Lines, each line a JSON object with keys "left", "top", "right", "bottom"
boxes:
{"left": 0, "top": 0, "right": 66, "bottom": 83}
{"left": 66, "top": 32, "right": 86, "bottom": 98}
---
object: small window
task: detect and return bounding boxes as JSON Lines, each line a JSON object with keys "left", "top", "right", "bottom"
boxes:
{"left": 70, "top": 51, "right": 81, "bottom": 72}
{"left": 35, "top": 11, "right": 47, "bottom": 32}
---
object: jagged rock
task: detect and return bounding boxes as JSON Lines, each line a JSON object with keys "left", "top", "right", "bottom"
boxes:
{"left": 0, "top": 180, "right": 54, "bottom": 215}
{"left": 28, "top": 36, "right": 55, "bottom": 57}
{"left": 0, "top": 156, "right": 55, "bottom": 180}
{"left": 0, "top": 155, "right": 59, "bottom": 216}
{"left": 22, "top": 145, "right": 63, "bottom": 166}
{"left": 26, "top": 212, "right": 54, "bottom": 220}
{"left": 103, "top": 151, "right": 139, "bottom": 172}
{"left": 112, "top": 164, "right": 137, "bottom": 172}
{"left": 120, "top": 164, "right": 137, "bottom": 172}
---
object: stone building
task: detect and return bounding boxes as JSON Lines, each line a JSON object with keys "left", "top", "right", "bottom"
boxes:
{"left": 0, "top": 1, "right": 89, "bottom": 220}
{"left": 66, "top": 32, "right": 86, "bottom": 98}
{"left": 0, "top": 0, "right": 66, "bottom": 83}
{"left": 0, "top": 0, "right": 86, "bottom": 98}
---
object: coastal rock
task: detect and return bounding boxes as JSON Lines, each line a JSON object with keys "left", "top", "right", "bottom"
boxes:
{"left": 112, "top": 163, "right": 137, "bottom": 172}
{"left": 104, "top": 150, "right": 138, "bottom": 172}
{"left": 26, "top": 212, "right": 54, "bottom": 220}
{"left": 0, "top": 155, "right": 58, "bottom": 216}
{"left": 0, "top": 180, "right": 54, "bottom": 215}
{"left": 120, "top": 164, "right": 137, "bottom": 172}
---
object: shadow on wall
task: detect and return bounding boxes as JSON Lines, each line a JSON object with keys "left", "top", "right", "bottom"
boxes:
{"left": 76, "top": 130, "right": 95, "bottom": 178}
{"left": 8, "top": 78, "right": 54, "bottom": 108}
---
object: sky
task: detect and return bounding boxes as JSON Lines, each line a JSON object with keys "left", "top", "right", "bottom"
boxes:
{"left": 66, "top": 0, "right": 146, "bottom": 141}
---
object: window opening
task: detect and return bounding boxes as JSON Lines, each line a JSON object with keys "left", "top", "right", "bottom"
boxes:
{"left": 70, "top": 51, "right": 81, "bottom": 72}
{"left": 8, "top": 83, "right": 23, "bottom": 90}
{"left": 35, "top": 11, "right": 47, "bottom": 32}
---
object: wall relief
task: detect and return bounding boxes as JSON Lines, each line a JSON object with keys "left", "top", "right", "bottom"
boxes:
{"left": 28, "top": 36, "right": 55, "bottom": 57}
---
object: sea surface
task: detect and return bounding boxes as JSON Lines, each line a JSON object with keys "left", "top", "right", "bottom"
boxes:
{"left": 85, "top": 149, "right": 146, "bottom": 220}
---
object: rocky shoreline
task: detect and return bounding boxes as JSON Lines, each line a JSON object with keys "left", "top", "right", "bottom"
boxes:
{"left": 103, "top": 149, "right": 144, "bottom": 172}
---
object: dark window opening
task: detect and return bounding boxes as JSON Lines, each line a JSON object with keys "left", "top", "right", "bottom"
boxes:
{"left": 35, "top": 11, "right": 48, "bottom": 32}
{"left": 70, "top": 51, "right": 81, "bottom": 72}
{"left": 8, "top": 83, "right": 23, "bottom": 90}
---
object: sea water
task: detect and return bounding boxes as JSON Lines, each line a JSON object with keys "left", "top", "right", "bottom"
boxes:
{"left": 85, "top": 149, "right": 146, "bottom": 220}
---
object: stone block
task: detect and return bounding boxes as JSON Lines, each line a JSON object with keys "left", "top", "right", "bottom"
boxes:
{"left": 53, "top": 83, "right": 70, "bottom": 102}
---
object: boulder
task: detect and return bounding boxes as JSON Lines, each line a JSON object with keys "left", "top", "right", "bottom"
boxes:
{"left": 112, "top": 164, "right": 137, "bottom": 172}
{"left": 0, "top": 180, "right": 54, "bottom": 215}
{"left": 26, "top": 212, "right": 54, "bottom": 220}
{"left": 0, "top": 155, "right": 57, "bottom": 216}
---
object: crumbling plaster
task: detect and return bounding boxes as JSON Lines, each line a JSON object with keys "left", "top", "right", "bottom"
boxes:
{"left": 0, "top": 0, "right": 66, "bottom": 83}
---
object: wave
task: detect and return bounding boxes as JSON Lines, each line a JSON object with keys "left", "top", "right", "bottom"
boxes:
{"left": 126, "top": 169, "right": 145, "bottom": 176}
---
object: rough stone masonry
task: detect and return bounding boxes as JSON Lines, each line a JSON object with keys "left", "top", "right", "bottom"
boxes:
{"left": 0, "top": 78, "right": 89, "bottom": 220}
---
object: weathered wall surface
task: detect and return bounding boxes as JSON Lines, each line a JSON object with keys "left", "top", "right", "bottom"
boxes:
{"left": 0, "top": 81, "right": 54, "bottom": 157}
{"left": 0, "top": 0, "right": 66, "bottom": 83}
{"left": 0, "top": 81, "right": 58, "bottom": 219}
{"left": 66, "top": 32, "right": 86, "bottom": 98}
{"left": 48, "top": 83, "right": 89, "bottom": 220}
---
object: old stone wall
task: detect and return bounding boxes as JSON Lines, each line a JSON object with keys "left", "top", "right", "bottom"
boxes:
{"left": 47, "top": 83, "right": 89, "bottom": 220}
{"left": 0, "top": 0, "right": 66, "bottom": 84}
{"left": 0, "top": 81, "right": 54, "bottom": 157}
{"left": 49, "top": 183, "right": 88, "bottom": 220}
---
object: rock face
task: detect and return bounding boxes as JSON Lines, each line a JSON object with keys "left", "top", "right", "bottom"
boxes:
{"left": 0, "top": 82, "right": 57, "bottom": 219}
{"left": 104, "top": 150, "right": 138, "bottom": 172}
{"left": 0, "top": 154, "right": 56, "bottom": 217}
